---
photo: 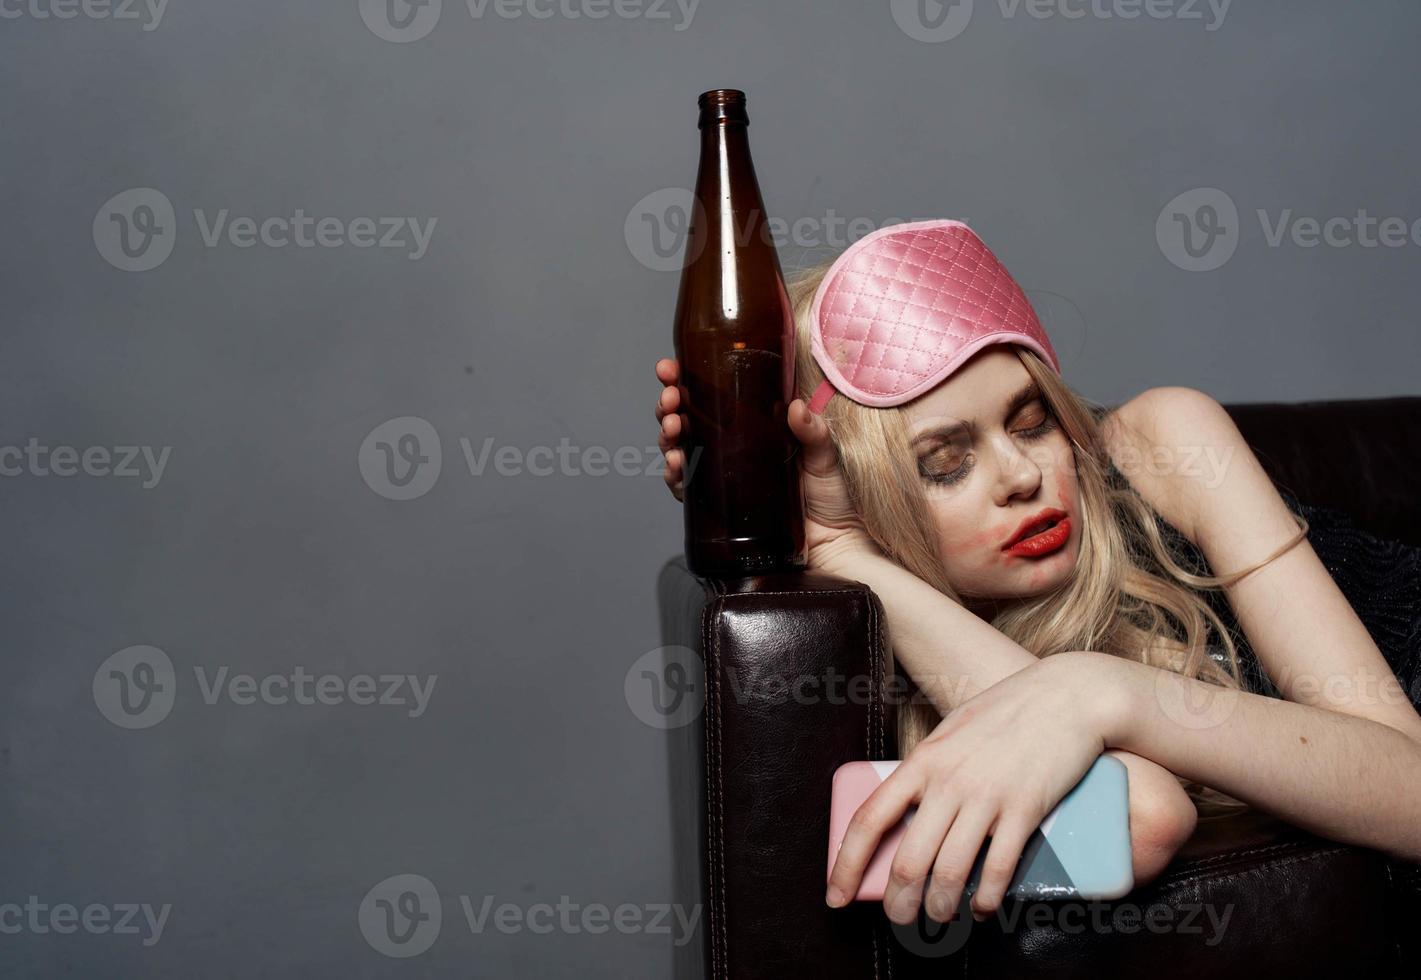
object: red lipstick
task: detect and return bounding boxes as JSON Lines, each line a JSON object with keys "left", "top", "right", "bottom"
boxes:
{"left": 1001, "top": 507, "right": 1070, "bottom": 558}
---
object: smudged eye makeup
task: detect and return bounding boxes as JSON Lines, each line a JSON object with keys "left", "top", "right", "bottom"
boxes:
{"left": 916, "top": 400, "right": 1058, "bottom": 486}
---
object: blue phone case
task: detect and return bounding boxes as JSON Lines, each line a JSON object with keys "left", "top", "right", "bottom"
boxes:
{"left": 960, "top": 753, "right": 1133, "bottom": 901}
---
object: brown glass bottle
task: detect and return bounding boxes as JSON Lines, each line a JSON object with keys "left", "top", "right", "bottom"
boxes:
{"left": 672, "top": 89, "right": 807, "bottom": 576}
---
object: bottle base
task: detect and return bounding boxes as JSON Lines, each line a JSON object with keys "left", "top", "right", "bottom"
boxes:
{"left": 685, "top": 538, "right": 807, "bottom": 577}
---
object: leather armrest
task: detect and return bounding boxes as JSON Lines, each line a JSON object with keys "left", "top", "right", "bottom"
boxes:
{"left": 1223, "top": 396, "right": 1421, "bottom": 547}
{"left": 944, "top": 807, "right": 1405, "bottom": 978}
{"left": 657, "top": 556, "right": 901, "bottom": 980}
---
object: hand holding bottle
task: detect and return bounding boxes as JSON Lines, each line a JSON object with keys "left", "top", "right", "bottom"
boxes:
{"left": 654, "top": 356, "right": 879, "bottom": 568}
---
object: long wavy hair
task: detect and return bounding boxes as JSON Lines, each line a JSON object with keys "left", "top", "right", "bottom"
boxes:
{"left": 787, "top": 256, "right": 1309, "bottom": 815}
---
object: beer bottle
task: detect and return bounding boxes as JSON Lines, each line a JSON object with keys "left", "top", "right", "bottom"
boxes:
{"left": 672, "top": 88, "right": 807, "bottom": 576}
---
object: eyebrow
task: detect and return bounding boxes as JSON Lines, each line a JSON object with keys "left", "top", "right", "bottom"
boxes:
{"left": 910, "top": 381, "right": 1043, "bottom": 446}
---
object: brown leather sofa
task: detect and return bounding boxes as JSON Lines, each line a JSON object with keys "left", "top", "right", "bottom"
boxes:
{"left": 656, "top": 396, "right": 1421, "bottom": 979}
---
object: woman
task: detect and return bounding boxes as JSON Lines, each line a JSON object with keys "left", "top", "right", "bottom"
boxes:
{"left": 651, "top": 219, "right": 1421, "bottom": 929}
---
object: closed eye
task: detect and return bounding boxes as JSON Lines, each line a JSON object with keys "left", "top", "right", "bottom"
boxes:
{"left": 918, "top": 402, "right": 1056, "bottom": 485}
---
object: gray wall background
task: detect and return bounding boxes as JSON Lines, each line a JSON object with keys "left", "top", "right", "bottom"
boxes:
{"left": 2, "top": 0, "right": 1418, "bottom": 976}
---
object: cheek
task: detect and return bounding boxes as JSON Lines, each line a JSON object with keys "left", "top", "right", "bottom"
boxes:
{"left": 1052, "top": 452, "right": 1081, "bottom": 517}
{"left": 1051, "top": 456, "right": 1084, "bottom": 558}
{"left": 927, "top": 501, "right": 1002, "bottom": 574}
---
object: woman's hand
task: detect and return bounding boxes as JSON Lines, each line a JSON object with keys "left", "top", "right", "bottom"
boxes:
{"left": 653, "top": 356, "right": 877, "bottom": 566}
{"left": 826, "top": 651, "right": 1121, "bottom": 925}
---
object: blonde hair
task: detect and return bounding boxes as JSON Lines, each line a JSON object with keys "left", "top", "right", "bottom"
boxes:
{"left": 787, "top": 256, "right": 1309, "bottom": 815}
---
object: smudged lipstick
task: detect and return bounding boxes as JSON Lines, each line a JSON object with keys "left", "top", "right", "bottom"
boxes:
{"left": 1001, "top": 507, "right": 1070, "bottom": 558}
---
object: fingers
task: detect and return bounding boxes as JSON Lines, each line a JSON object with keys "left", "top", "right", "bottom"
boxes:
{"left": 968, "top": 810, "right": 1035, "bottom": 921}
{"left": 787, "top": 398, "right": 839, "bottom": 478}
{"left": 920, "top": 803, "right": 996, "bottom": 925}
{"left": 663, "top": 448, "right": 684, "bottom": 501}
{"left": 654, "top": 358, "right": 684, "bottom": 501}
{"left": 827, "top": 765, "right": 924, "bottom": 907}
{"left": 882, "top": 788, "right": 957, "bottom": 925}
{"left": 655, "top": 382, "right": 680, "bottom": 423}
{"left": 657, "top": 411, "right": 681, "bottom": 453}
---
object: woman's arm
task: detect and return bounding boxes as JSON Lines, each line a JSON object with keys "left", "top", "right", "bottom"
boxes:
{"left": 1103, "top": 385, "right": 1421, "bottom": 744}
{"left": 1086, "top": 650, "right": 1421, "bottom": 863}
{"left": 1096, "top": 386, "right": 1421, "bottom": 862}
{"left": 818, "top": 543, "right": 1199, "bottom": 883}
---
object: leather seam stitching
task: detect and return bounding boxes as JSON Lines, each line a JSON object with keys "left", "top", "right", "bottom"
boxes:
{"left": 1164, "top": 845, "right": 1352, "bottom": 889}
{"left": 702, "top": 595, "right": 727, "bottom": 980}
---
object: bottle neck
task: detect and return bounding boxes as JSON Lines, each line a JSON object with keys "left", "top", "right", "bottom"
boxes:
{"left": 693, "top": 121, "right": 768, "bottom": 249}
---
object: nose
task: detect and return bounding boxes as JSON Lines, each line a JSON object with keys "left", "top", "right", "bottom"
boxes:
{"left": 988, "top": 431, "right": 1044, "bottom": 506}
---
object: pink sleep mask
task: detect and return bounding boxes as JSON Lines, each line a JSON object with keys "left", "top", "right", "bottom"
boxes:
{"left": 806, "top": 219, "right": 1061, "bottom": 414}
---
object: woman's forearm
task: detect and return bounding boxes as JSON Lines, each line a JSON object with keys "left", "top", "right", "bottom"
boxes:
{"left": 820, "top": 548, "right": 1038, "bottom": 710}
{"left": 1093, "top": 650, "right": 1421, "bottom": 864}
{"left": 822, "top": 548, "right": 1200, "bottom": 880}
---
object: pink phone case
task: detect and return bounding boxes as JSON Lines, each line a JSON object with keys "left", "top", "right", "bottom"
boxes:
{"left": 828, "top": 761, "right": 912, "bottom": 902}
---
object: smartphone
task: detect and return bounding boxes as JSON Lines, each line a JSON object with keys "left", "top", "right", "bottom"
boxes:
{"left": 827, "top": 755, "right": 1133, "bottom": 903}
